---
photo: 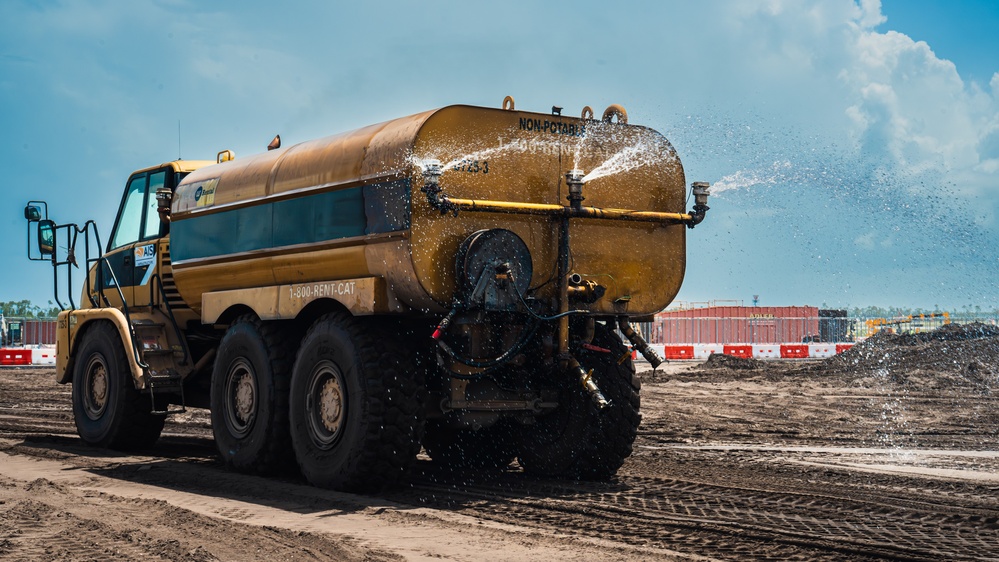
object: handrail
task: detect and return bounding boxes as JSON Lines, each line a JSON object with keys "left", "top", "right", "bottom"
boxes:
{"left": 96, "top": 256, "right": 149, "bottom": 372}
{"left": 32, "top": 213, "right": 148, "bottom": 378}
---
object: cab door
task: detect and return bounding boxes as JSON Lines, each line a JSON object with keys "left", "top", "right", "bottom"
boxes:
{"left": 103, "top": 169, "right": 169, "bottom": 309}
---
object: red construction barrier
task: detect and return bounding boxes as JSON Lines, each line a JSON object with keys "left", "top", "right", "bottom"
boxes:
{"left": 780, "top": 344, "right": 810, "bottom": 359}
{"left": 723, "top": 345, "right": 753, "bottom": 358}
{"left": 808, "top": 344, "right": 837, "bottom": 358}
{"left": 640, "top": 342, "right": 855, "bottom": 361}
{"left": 0, "top": 349, "right": 33, "bottom": 366}
{"left": 663, "top": 345, "right": 695, "bottom": 360}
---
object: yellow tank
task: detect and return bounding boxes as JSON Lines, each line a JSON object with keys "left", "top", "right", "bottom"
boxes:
{"left": 170, "top": 103, "right": 692, "bottom": 317}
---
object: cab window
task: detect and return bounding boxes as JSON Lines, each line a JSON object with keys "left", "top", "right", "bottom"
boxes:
{"left": 109, "top": 168, "right": 171, "bottom": 251}
{"left": 110, "top": 175, "right": 147, "bottom": 250}
{"left": 142, "top": 171, "right": 166, "bottom": 239}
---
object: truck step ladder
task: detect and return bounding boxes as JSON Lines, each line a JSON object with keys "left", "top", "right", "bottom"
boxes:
{"left": 132, "top": 319, "right": 187, "bottom": 416}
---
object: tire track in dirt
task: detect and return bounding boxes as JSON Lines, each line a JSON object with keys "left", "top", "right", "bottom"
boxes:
{"left": 4, "top": 362, "right": 999, "bottom": 561}
{"left": 0, "top": 449, "right": 667, "bottom": 561}
{"left": 393, "top": 466, "right": 999, "bottom": 561}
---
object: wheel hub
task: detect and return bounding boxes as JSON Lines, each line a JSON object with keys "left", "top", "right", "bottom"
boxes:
{"left": 234, "top": 372, "right": 255, "bottom": 423}
{"left": 83, "top": 357, "right": 109, "bottom": 419}
{"left": 306, "top": 361, "right": 347, "bottom": 449}
{"left": 224, "top": 360, "right": 256, "bottom": 438}
{"left": 319, "top": 378, "right": 344, "bottom": 433}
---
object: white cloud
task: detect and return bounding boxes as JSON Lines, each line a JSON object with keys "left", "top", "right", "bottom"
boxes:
{"left": 856, "top": 0, "right": 888, "bottom": 28}
{"left": 840, "top": 18, "right": 995, "bottom": 179}
{"left": 687, "top": 0, "right": 996, "bottom": 204}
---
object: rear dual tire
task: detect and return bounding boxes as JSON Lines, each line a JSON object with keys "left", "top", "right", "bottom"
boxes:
{"left": 519, "top": 324, "right": 641, "bottom": 480}
{"left": 289, "top": 313, "right": 424, "bottom": 492}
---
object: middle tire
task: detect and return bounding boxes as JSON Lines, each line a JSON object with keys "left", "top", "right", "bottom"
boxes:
{"left": 289, "top": 312, "right": 424, "bottom": 492}
{"left": 210, "top": 315, "right": 295, "bottom": 475}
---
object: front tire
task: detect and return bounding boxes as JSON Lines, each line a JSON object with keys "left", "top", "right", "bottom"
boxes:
{"left": 210, "top": 315, "right": 295, "bottom": 474}
{"left": 289, "top": 312, "right": 424, "bottom": 492}
{"left": 72, "top": 322, "right": 164, "bottom": 450}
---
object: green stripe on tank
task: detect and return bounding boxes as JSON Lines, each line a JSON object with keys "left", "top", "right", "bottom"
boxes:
{"left": 171, "top": 180, "right": 410, "bottom": 263}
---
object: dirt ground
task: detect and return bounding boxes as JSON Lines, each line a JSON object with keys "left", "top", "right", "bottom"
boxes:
{"left": 1, "top": 324, "right": 997, "bottom": 561}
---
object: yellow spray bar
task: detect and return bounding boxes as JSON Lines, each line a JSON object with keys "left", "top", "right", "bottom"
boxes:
{"left": 440, "top": 196, "right": 695, "bottom": 225}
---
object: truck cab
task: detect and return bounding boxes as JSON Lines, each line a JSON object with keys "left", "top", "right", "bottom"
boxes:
{"left": 98, "top": 161, "right": 211, "bottom": 312}
{"left": 25, "top": 159, "right": 214, "bottom": 433}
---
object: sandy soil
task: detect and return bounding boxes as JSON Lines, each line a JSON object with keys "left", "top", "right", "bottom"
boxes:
{"left": 1, "top": 325, "right": 997, "bottom": 561}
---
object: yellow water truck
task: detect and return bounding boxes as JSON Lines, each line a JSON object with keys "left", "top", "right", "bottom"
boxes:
{"left": 25, "top": 98, "right": 709, "bottom": 491}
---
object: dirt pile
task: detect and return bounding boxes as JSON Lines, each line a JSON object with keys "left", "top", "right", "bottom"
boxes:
{"left": 646, "top": 352, "right": 769, "bottom": 382}
{"left": 702, "top": 353, "right": 764, "bottom": 370}
{"left": 674, "top": 322, "right": 999, "bottom": 394}
{"left": 818, "top": 322, "right": 999, "bottom": 393}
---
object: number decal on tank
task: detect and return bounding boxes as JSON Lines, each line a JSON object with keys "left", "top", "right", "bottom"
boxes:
{"left": 452, "top": 160, "right": 489, "bottom": 174}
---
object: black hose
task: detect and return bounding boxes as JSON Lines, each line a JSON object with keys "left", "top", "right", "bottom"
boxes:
{"left": 436, "top": 319, "right": 540, "bottom": 374}
{"left": 510, "top": 270, "right": 589, "bottom": 321}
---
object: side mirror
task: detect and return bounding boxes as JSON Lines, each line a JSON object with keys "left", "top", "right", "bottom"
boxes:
{"left": 38, "top": 219, "right": 56, "bottom": 257}
{"left": 24, "top": 205, "right": 43, "bottom": 221}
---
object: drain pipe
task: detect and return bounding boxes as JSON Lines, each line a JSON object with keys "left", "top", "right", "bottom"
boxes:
{"left": 618, "top": 317, "right": 664, "bottom": 369}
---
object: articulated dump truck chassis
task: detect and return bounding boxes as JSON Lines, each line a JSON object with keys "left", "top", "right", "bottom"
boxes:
{"left": 25, "top": 98, "right": 710, "bottom": 492}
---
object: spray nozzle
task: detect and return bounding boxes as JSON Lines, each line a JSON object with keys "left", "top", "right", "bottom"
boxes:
{"left": 687, "top": 182, "right": 711, "bottom": 229}
{"left": 566, "top": 169, "right": 586, "bottom": 209}
{"left": 422, "top": 159, "right": 443, "bottom": 187}
{"left": 692, "top": 182, "right": 711, "bottom": 207}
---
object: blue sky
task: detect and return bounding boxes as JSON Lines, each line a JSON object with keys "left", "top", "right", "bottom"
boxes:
{"left": 1, "top": 0, "right": 997, "bottom": 311}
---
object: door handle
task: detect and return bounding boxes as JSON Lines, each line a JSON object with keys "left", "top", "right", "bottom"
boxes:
{"left": 123, "top": 254, "right": 132, "bottom": 266}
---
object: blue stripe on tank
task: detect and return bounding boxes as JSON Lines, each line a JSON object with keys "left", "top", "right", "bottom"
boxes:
{"left": 171, "top": 179, "right": 410, "bottom": 263}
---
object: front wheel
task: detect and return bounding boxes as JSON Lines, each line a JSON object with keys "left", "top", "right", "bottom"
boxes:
{"left": 289, "top": 312, "right": 424, "bottom": 492}
{"left": 71, "top": 322, "right": 164, "bottom": 450}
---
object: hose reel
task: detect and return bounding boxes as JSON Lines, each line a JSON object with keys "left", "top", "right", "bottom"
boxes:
{"left": 455, "top": 229, "right": 533, "bottom": 311}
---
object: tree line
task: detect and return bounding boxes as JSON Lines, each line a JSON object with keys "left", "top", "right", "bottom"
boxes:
{"left": 1, "top": 300, "right": 61, "bottom": 319}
